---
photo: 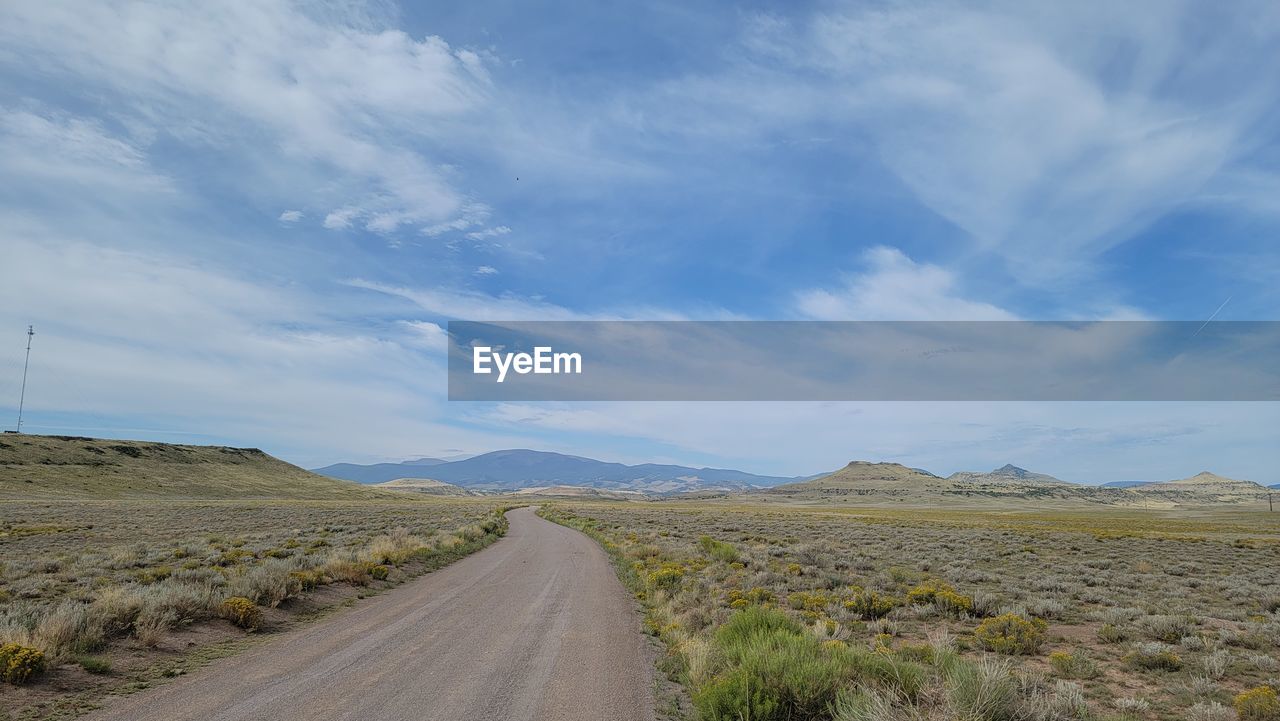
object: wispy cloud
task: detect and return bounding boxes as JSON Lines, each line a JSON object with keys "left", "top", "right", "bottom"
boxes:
{"left": 795, "top": 246, "right": 1017, "bottom": 320}
{"left": 0, "top": 1, "right": 493, "bottom": 234}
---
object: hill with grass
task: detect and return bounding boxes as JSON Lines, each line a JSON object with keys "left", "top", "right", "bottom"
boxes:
{"left": 0, "top": 434, "right": 378, "bottom": 500}
{"left": 947, "top": 464, "right": 1072, "bottom": 486}
{"left": 1127, "top": 471, "right": 1269, "bottom": 504}
{"left": 373, "top": 477, "right": 475, "bottom": 496}
{"left": 766, "top": 461, "right": 952, "bottom": 500}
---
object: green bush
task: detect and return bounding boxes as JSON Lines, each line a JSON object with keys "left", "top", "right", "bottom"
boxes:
{"left": 219, "top": 596, "right": 263, "bottom": 631}
{"left": 1125, "top": 642, "right": 1182, "bottom": 671}
{"left": 942, "top": 656, "right": 1019, "bottom": 721}
{"left": 696, "top": 608, "right": 847, "bottom": 721}
{"left": 1236, "top": 686, "right": 1280, "bottom": 721}
{"left": 77, "top": 655, "right": 112, "bottom": 674}
{"left": 646, "top": 563, "right": 686, "bottom": 591}
{"left": 906, "top": 579, "right": 973, "bottom": 617}
{"left": 369, "top": 564, "right": 390, "bottom": 581}
{"left": 693, "top": 606, "right": 927, "bottom": 721}
{"left": 843, "top": 590, "right": 896, "bottom": 620}
{"left": 1097, "top": 623, "right": 1128, "bottom": 643}
{"left": 1048, "top": 650, "right": 1099, "bottom": 679}
{"left": 698, "top": 536, "right": 740, "bottom": 564}
{"left": 1, "top": 642, "right": 46, "bottom": 684}
{"left": 973, "top": 612, "right": 1047, "bottom": 655}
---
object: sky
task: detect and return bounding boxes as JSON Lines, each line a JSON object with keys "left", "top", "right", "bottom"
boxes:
{"left": 1, "top": 0, "right": 1278, "bottom": 483}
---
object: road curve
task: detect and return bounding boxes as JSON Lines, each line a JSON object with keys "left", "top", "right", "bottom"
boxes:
{"left": 86, "top": 507, "right": 657, "bottom": 721}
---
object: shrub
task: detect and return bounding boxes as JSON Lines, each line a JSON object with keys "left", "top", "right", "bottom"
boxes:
{"left": 906, "top": 579, "right": 973, "bottom": 617}
{"left": 369, "top": 564, "right": 390, "bottom": 581}
{"left": 133, "top": 608, "right": 177, "bottom": 648}
{"left": 35, "top": 600, "right": 102, "bottom": 659}
{"left": 974, "top": 612, "right": 1046, "bottom": 655}
{"left": 1098, "top": 623, "right": 1128, "bottom": 644}
{"left": 77, "top": 655, "right": 112, "bottom": 674}
{"left": 0, "top": 642, "right": 46, "bottom": 684}
{"left": 1125, "top": 642, "right": 1182, "bottom": 671}
{"left": 325, "top": 559, "right": 371, "bottom": 586}
{"left": 843, "top": 590, "right": 896, "bottom": 620}
{"left": 647, "top": 563, "right": 686, "bottom": 591}
{"left": 219, "top": 596, "right": 262, "bottom": 631}
{"left": 1236, "top": 686, "right": 1280, "bottom": 721}
{"left": 226, "top": 560, "right": 299, "bottom": 607}
{"left": 695, "top": 607, "right": 847, "bottom": 721}
{"left": 943, "top": 655, "right": 1019, "bottom": 721}
{"left": 698, "top": 536, "right": 740, "bottom": 564}
{"left": 1049, "top": 650, "right": 1099, "bottom": 679}
{"left": 288, "top": 569, "right": 323, "bottom": 592}
{"left": 364, "top": 529, "right": 424, "bottom": 565}
{"left": 1140, "top": 614, "right": 1197, "bottom": 644}
{"left": 1188, "top": 701, "right": 1233, "bottom": 721}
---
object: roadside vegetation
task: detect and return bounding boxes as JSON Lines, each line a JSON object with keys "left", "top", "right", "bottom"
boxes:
{"left": 541, "top": 502, "right": 1280, "bottom": 721}
{"left": 0, "top": 498, "right": 506, "bottom": 718}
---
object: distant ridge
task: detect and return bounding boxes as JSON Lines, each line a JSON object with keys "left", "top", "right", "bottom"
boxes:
{"left": 947, "top": 464, "right": 1071, "bottom": 486}
{"left": 314, "top": 449, "right": 801, "bottom": 493}
{"left": 373, "top": 477, "right": 473, "bottom": 496}
{"left": 1127, "top": 471, "right": 1267, "bottom": 503}
{"left": 0, "top": 434, "right": 376, "bottom": 500}
{"left": 1100, "top": 480, "right": 1154, "bottom": 489}
{"left": 768, "top": 461, "right": 948, "bottom": 497}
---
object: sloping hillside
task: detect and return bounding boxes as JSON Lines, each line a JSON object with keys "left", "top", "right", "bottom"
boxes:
{"left": 947, "top": 464, "right": 1071, "bottom": 486}
{"left": 766, "top": 460, "right": 1101, "bottom": 505}
{"left": 373, "top": 477, "right": 474, "bottom": 496}
{"left": 768, "top": 461, "right": 948, "bottom": 498}
{"left": 1129, "top": 471, "right": 1268, "bottom": 504}
{"left": 0, "top": 434, "right": 378, "bottom": 500}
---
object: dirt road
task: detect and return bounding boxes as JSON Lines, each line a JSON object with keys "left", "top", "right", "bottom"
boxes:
{"left": 86, "top": 507, "right": 656, "bottom": 721}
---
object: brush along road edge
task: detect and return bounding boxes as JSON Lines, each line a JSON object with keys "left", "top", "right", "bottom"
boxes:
{"left": 85, "top": 507, "right": 657, "bottom": 721}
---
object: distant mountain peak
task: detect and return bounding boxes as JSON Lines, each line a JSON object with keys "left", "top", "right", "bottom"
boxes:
{"left": 947, "top": 464, "right": 1069, "bottom": 486}
{"left": 313, "top": 449, "right": 800, "bottom": 493}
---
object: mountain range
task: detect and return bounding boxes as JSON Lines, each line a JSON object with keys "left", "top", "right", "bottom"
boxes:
{"left": 313, "top": 449, "right": 805, "bottom": 493}
{"left": 314, "top": 451, "right": 1272, "bottom": 502}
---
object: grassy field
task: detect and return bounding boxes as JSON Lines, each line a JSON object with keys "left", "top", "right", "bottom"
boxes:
{"left": 0, "top": 497, "right": 507, "bottom": 719}
{"left": 542, "top": 501, "right": 1280, "bottom": 721}
{"left": 0, "top": 435, "right": 381, "bottom": 500}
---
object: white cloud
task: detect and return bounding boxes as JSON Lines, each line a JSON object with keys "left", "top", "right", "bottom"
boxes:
{"left": 0, "top": 231, "right": 536, "bottom": 465}
{"left": 278, "top": 210, "right": 303, "bottom": 223}
{"left": 0, "top": 107, "right": 172, "bottom": 192}
{"left": 474, "top": 265, "right": 498, "bottom": 275}
{"left": 346, "top": 278, "right": 736, "bottom": 321}
{"left": 0, "top": 1, "right": 493, "bottom": 234}
{"left": 796, "top": 246, "right": 1016, "bottom": 320}
{"left": 323, "top": 208, "right": 359, "bottom": 230}
{"left": 632, "top": 3, "right": 1280, "bottom": 281}
{"left": 466, "top": 225, "right": 511, "bottom": 240}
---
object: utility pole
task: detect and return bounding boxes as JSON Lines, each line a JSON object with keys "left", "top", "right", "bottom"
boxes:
{"left": 16, "top": 325, "right": 33, "bottom": 433}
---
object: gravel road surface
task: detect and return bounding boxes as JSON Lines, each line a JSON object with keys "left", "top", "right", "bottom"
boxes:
{"left": 86, "top": 507, "right": 656, "bottom": 721}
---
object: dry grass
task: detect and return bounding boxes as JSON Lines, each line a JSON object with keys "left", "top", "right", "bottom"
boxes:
{"left": 0, "top": 497, "right": 506, "bottom": 715}
{"left": 542, "top": 500, "right": 1280, "bottom": 721}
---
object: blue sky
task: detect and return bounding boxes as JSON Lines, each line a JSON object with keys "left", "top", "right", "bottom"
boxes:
{"left": 1, "top": 1, "right": 1277, "bottom": 482}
